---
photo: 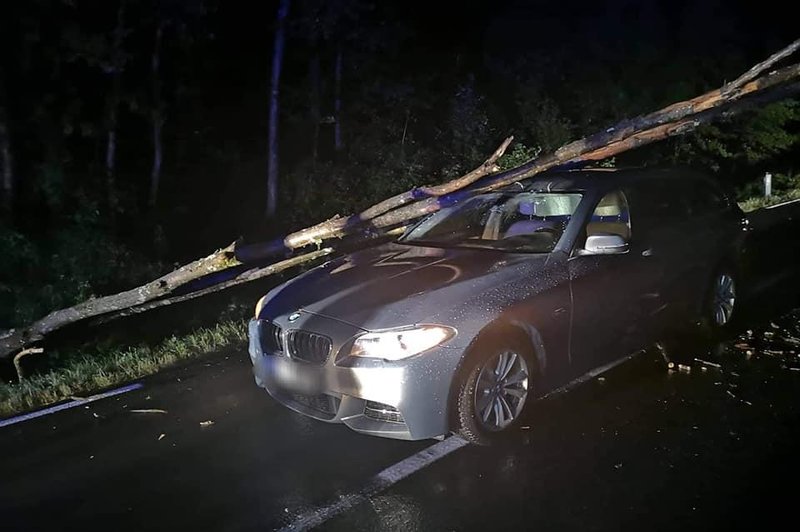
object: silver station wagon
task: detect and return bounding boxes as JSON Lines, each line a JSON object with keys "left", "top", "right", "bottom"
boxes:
{"left": 248, "top": 168, "right": 746, "bottom": 444}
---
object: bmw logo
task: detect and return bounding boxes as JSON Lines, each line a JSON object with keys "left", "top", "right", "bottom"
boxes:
{"left": 288, "top": 312, "right": 301, "bottom": 323}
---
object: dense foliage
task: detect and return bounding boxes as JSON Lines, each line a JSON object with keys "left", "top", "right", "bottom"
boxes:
{"left": 0, "top": 0, "right": 797, "bottom": 330}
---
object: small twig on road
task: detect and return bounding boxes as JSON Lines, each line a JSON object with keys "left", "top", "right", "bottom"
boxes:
{"left": 694, "top": 358, "right": 722, "bottom": 369}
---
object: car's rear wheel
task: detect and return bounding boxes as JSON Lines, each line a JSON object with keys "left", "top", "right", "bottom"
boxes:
{"left": 706, "top": 269, "right": 737, "bottom": 333}
{"left": 454, "top": 335, "right": 534, "bottom": 445}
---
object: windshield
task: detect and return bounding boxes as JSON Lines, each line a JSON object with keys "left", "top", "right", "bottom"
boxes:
{"left": 400, "top": 191, "right": 583, "bottom": 253}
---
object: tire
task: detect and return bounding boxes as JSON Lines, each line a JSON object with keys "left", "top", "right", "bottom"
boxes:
{"left": 704, "top": 268, "right": 738, "bottom": 335}
{"left": 454, "top": 333, "right": 536, "bottom": 446}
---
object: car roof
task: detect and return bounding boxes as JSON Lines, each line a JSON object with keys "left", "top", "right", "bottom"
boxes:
{"left": 499, "top": 167, "right": 714, "bottom": 193}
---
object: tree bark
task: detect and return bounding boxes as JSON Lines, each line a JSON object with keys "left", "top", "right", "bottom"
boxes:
{"left": 2, "top": 39, "right": 799, "bottom": 361}
{"left": 333, "top": 45, "right": 343, "bottom": 153}
{"left": 148, "top": 21, "right": 165, "bottom": 209}
{"left": 266, "top": 0, "right": 290, "bottom": 218}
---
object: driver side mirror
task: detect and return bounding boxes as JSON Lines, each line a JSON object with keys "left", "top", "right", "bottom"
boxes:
{"left": 583, "top": 233, "right": 629, "bottom": 255}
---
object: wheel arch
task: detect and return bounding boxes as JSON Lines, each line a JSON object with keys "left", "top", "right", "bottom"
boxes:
{"left": 446, "top": 318, "right": 547, "bottom": 429}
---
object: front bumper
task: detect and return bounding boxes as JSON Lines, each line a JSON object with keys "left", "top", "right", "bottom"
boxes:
{"left": 248, "top": 318, "right": 460, "bottom": 440}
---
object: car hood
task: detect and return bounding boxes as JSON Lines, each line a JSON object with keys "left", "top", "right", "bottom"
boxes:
{"left": 259, "top": 242, "right": 553, "bottom": 330}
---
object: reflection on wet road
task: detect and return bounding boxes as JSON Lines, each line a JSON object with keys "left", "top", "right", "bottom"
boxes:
{"left": 327, "top": 307, "right": 800, "bottom": 531}
{"left": 1, "top": 293, "right": 798, "bottom": 531}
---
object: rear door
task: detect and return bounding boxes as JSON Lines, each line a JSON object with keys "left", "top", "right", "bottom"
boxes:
{"left": 680, "top": 177, "right": 740, "bottom": 310}
{"left": 623, "top": 177, "right": 699, "bottom": 335}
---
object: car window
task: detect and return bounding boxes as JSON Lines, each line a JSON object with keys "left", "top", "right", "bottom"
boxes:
{"left": 401, "top": 191, "right": 583, "bottom": 253}
{"left": 685, "top": 179, "right": 729, "bottom": 216}
{"left": 585, "top": 190, "right": 631, "bottom": 241}
{"left": 626, "top": 179, "right": 691, "bottom": 231}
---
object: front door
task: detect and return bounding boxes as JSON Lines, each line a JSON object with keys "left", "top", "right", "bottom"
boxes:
{"left": 568, "top": 189, "right": 656, "bottom": 374}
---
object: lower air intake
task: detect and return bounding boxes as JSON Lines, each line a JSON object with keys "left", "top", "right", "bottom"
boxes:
{"left": 364, "top": 401, "right": 405, "bottom": 424}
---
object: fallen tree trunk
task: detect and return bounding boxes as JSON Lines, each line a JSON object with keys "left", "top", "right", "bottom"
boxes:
{"left": 93, "top": 226, "right": 409, "bottom": 324}
{"left": 0, "top": 241, "right": 240, "bottom": 357}
{"left": 2, "top": 38, "right": 799, "bottom": 361}
{"left": 95, "top": 247, "right": 336, "bottom": 323}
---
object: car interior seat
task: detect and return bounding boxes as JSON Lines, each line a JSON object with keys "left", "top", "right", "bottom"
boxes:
{"left": 504, "top": 200, "right": 555, "bottom": 238}
{"left": 586, "top": 191, "right": 631, "bottom": 240}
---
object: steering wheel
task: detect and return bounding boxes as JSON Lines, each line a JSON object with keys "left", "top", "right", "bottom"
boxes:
{"left": 532, "top": 226, "right": 559, "bottom": 236}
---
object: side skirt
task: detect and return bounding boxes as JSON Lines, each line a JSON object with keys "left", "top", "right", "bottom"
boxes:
{"left": 540, "top": 349, "right": 644, "bottom": 400}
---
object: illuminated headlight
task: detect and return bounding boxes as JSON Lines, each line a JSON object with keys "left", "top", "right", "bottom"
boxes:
{"left": 349, "top": 325, "right": 456, "bottom": 361}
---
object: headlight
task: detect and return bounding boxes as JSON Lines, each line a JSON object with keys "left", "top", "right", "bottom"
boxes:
{"left": 349, "top": 325, "right": 456, "bottom": 361}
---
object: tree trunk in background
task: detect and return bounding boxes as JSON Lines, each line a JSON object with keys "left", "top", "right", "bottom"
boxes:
{"left": 105, "top": 91, "right": 119, "bottom": 219}
{"left": 333, "top": 45, "right": 343, "bottom": 153}
{"left": 309, "top": 52, "right": 320, "bottom": 163}
{"left": 401, "top": 109, "right": 410, "bottom": 159}
{"left": 266, "top": 0, "right": 290, "bottom": 218}
{"left": 148, "top": 21, "right": 165, "bottom": 209}
{"left": 0, "top": 108, "right": 12, "bottom": 216}
{"left": 105, "top": 0, "right": 126, "bottom": 220}
{"left": 0, "top": 67, "right": 14, "bottom": 217}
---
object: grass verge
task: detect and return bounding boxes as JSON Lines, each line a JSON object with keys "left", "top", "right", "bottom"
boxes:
{"left": 738, "top": 188, "right": 800, "bottom": 212}
{"left": 0, "top": 320, "right": 247, "bottom": 418}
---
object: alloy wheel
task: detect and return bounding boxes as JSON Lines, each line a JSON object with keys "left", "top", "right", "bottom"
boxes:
{"left": 473, "top": 350, "right": 529, "bottom": 431}
{"left": 712, "top": 273, "right": 736, "bottom": 327}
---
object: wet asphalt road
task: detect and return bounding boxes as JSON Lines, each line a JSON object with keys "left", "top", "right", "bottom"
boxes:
{"left": 2, "top": 289, "right": 799, "bottom": 531}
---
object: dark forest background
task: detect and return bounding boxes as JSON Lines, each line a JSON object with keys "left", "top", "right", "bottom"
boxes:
{"left": 0, "top": 0, "right": 798, "bottom": 330}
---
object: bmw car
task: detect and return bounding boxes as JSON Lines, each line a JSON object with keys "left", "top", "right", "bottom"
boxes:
{"left": 248, "top": 168, "right": 746, "bottom": 444}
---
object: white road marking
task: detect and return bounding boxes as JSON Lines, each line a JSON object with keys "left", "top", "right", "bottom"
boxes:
{"left": 277, "top": 436, "right": 469, "bottom": 531}
{"left": 277, "top": 352, "right": 644, "bottom": 530}
{"left": 0, "top": 383, "right": 144, "bottom": 429}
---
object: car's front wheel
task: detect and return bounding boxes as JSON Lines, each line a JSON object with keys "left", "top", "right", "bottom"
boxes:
{"left": 454, "top": 335, "right": 534, "bottom": 445}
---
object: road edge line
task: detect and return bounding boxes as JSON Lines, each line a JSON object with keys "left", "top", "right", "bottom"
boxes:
{"left": 0, "top": 382, "right": 144, "bottom": 429}
{"left": 277, "top": 436, "right": 469, "bottom": 531}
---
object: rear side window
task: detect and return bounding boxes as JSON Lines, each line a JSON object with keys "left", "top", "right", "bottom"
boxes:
{"left": 685, "top": 179, "right": 730, "bottom": 216}
{"left": 628, "top": 179, "right": 691, "bottom": 227}
{"left": 586, "top": 190, "right": 631, "bottom": 241}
